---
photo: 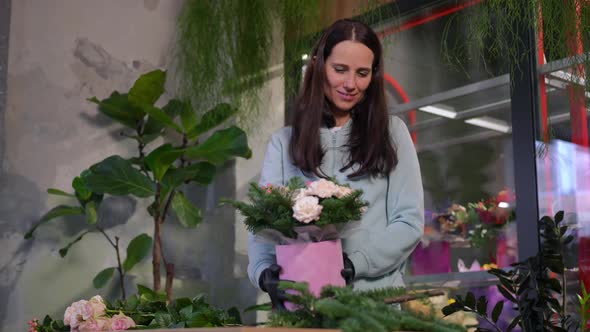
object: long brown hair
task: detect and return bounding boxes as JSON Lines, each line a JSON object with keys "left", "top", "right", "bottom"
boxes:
{"left": 289, "top": 19, "right": 397, "bottom": 178}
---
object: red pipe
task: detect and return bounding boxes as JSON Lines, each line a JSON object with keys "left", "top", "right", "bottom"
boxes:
{"left": 384, "top": 73, "right": 417, "bottom": 143}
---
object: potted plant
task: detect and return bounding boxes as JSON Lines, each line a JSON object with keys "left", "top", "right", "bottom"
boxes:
{"left": 24, "top": 69, "right": 252, "bottom": 302}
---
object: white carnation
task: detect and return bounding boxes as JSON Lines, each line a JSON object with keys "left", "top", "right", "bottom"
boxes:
{"left": 292, "top": 196, "right": 323, "bottom": 223}
{"left": 292, "top": 188, "right": 310, "bottom": 202}
{"left": 308, "top": 179, "right": 339, "bottom": 198}
{"left": 334, "top": 185, "right": 354, "bottom": 198}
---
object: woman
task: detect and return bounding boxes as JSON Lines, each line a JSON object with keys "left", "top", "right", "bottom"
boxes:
{"left": 248, "top": 19, "right": 424, "bottom": 307}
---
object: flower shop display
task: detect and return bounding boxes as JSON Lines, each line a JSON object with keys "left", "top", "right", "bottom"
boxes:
{"left": 443, "top": 211, "right": 580, "bottom": 332}
{"left": 464, "top": 189, "right": 516, "bottom": 249}
{"left": 27, "top": 286, "right": 241, "bottom": 331}
{"left": 225, "top": 177, "right": 368, "bottom": 298}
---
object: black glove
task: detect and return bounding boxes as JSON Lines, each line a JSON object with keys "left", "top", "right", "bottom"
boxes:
{"left": 258, "top": 264, "right": 287, "bottom": 311}
{"left": 341, "top": 253, "right": 355, "bottom": 285}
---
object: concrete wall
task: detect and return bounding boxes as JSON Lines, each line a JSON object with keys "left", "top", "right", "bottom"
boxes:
{"left": 0, "top": 1, "right": 284, "bottom": 330}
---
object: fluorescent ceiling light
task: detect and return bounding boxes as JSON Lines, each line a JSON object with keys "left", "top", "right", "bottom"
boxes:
{"left": 418, "top": 104, "right": 457, "bottom": 119}
{"left": 464, "top": 116, "right": 512, "bottom": 133}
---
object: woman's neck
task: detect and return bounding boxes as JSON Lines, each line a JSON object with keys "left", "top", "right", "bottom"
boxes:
{"left": 332, "top": 110, "right": 351, "bottom": 127}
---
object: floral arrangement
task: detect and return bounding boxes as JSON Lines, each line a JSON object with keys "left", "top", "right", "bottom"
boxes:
{"left": 225, "top": 177, "right": 368, "bottom": 240}
{"left": 433, "top": 204, "right": 468, "bottom": 236}
{"left": 464, "top": 188, "right": 516, "bottom": 248}
{"left": 26, "top": 286, "right": 240, "bottom": 331}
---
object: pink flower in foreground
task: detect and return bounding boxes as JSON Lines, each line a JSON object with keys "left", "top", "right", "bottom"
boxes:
{"left": 109, "top": 312, "right": 136, "bottom": 330}
{"left": 88, "top": 295, "right": 106, "bottom": 317}
{"left": 293, "top": 196, "right": 323, "bottom": 223}
{"left": 78, "top": 317, "right": 110, "bottom": 331}
{"left": 64, "top": 300, "right": 93, "bottom": 328}
{"left": 308, "top": 179, "right": 339, "bottom": 198}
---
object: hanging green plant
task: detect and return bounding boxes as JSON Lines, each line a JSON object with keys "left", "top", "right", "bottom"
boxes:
{"left": 174, "top": 0, "right": 389, "bottom": 127}
{"left": 442, "top": 0, "right": 590, "bottom": 98}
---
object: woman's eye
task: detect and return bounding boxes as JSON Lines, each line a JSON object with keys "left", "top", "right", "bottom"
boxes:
{"left": 334, "top": 68, "right": 346, "bottom": 73}
{"left": 358, "top": 71, "right": 370, "bottom": 77}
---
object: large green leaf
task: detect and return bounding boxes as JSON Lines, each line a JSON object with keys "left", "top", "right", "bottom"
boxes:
{"left": 25, "top": 205, "right": 85, "bottom": 239}
{"left": 47, "top": 188, "right": 75, "bottom": 198}
{"left": 161, "top": 98, "right": 184, "bottom": 119}
{"left": 86, "top": 156, "right": 155, "bottom": 198}
{"left": 59, "top": 230, "right": 90, "bottom": 257}
{"left": 172, "top": 191, "right": 202, "bottom": 228}
{"left": 137, "top": 284, "right": 167, "bottom": 302}
{"left": 140, "top": 104, "right": 183, "bottom": 133}
{"left": 141, "top": 99, "right": 183, "bottom": 140}
{"left": 123, "top": 233, "right": 153, "bottom": 272}
{"left": 184, "top": 126, "right": 252, "bottom": 165}
{"left": 188, "top": 103, "right": 238, "bottom": 138}
{"left": 129, "top": 69, "right": 166, "bottom": 106}
{"left": 144, "top": 144, "right": 185, "bottom": 181}
{"left": 177, "top": 100, "right": 198, "bottom": 134}
{"left": 88, "top": 92, "right": 144, "bottom": 128}
{"left": 162, "top": 162, "right": 216, "bottom": 189}
{"left": 93, "top": 267, "right": 116, "bottom": 289}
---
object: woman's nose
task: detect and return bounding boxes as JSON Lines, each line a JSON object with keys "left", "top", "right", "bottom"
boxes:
{"left": 343, "top": 77, "right": 355, "bottom": 90}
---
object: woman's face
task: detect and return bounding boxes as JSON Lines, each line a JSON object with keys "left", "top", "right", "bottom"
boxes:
{"left": 323, "top": 40, "right": 374, "bottom": 113}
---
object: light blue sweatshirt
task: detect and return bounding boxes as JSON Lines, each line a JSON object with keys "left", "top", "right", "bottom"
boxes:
{"left": 248, "top": 116, "right": 424, "bottom": 291}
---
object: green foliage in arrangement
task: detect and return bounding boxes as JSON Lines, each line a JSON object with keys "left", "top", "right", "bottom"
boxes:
{"left": 443, "top": 211, "right": 579, "bottom": 331}
{"left": 261, "top": 282, "right": 467, "bottom": 332}
{"left": 223, "top": 177, "right": 369, "bottom": 239}
{"left": 25, "top": 69, "right": 252, "bottom": 300}
{"left": 28, "top": 286, "right": 241, "bottom": 331}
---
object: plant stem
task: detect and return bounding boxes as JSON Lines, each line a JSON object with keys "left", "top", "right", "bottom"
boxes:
{"left": 97, "top": 226, "right": 126, "bottom": 300}
{"left": 115, "top": 236, "right": 126, "bottom": 300}
{"left": 165, "top": 263, "right": 174, "bottom": 302}
{"left": 467, "top": 307, "right": 502, "bottom": 332}
{"left": 153, "top": 218, "right": 162, "bottom": 292}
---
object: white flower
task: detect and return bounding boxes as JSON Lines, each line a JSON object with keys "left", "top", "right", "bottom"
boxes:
{"left": 292, "top": 188, "right": 310, "bottom": 202}
{"left": 293, "top": 196, "right": 323, "bottom": 223}
{"left": 334, "top": 185, "right": 353, "bottom": 198}
{"left": 308, "top": 179, "right": 339, "bottom": 198}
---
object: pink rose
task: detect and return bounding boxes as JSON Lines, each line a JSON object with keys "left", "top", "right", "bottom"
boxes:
{"left": 88, "top": 295, "right": 106, "bottom": 317}
{"left": 308, "top": 179, "right": 339, "bottom": 198}
{"left": 78, "top": 317, "right": 111, "bottom": 331}
{"left": 109, "top": 312, "right": 136, "bottom": 330}
{"left": 292, "top": 196, "right": 323, "bottom": 223}
{"left": 64, "top": 300, "right": 93, "bottom": 328}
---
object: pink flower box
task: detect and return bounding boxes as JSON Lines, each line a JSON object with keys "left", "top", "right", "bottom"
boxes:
{"left": 276, "top": 239, "right": 345, "bottom": 309}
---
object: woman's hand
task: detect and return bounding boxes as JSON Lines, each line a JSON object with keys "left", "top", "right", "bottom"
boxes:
{"left": 259, "top": 264, "right": 287, "bottom": 311}
{"left": 341, "top": 253, "right": 355, "bottom": 285}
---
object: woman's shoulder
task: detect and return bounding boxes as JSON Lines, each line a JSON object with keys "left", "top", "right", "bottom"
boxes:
{"left": 269, "top": 126, "right": 293, "bottom": 143}
{"left": 388, "top": 115, "right": 407, "bottom": 130}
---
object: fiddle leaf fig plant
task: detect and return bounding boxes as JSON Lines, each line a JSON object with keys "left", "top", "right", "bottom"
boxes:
{"left": 25, "top": 69, "right": 252, "bottom": 301}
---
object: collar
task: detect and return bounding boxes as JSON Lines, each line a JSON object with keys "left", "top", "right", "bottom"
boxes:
{"left": 320, "top": 119, "right": 352, "bottom": 147}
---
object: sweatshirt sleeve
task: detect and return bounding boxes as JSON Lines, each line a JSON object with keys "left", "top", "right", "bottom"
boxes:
{"left": 347, "top": 116, "right": 424, "bottom": 279}
{"left": 247, "top": 131, "right": 285, "bottom": 288}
